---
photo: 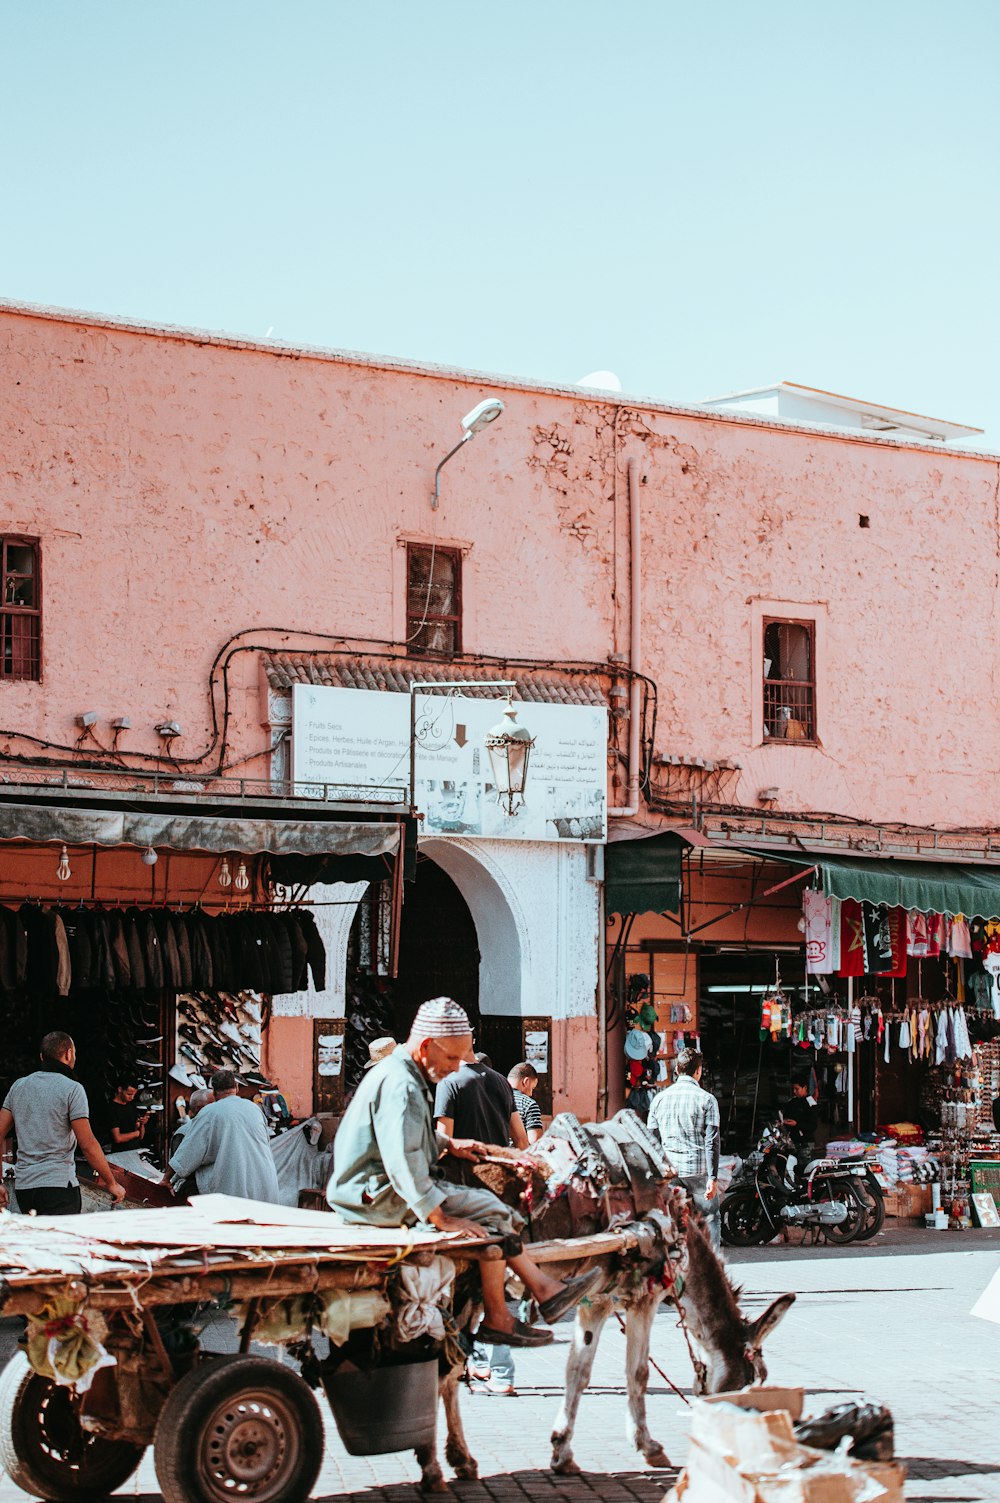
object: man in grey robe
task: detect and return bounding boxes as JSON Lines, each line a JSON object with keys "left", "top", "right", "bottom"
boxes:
{"left": 327, "top": 997, "right": 602, "bottom": 1348}
{"left": 167, "top": 1070, "right": 279, "bottom": 1204}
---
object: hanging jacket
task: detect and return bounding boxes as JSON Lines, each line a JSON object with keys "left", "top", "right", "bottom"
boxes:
{"left": 140, "top": 910, "right": 165, "bottom": 990}
{"left": 124, "top": 911, "right": 147, "bottom": 991}
{"left": 106, "top": 910, "right": 131, "bottom": 989}
{"left": 295, "top": 910, "right": 327, "bottom": 992}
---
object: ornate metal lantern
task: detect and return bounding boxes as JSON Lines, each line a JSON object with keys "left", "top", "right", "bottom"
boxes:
{"left": 484, "top": 693, "right": 535, "bottom": 816}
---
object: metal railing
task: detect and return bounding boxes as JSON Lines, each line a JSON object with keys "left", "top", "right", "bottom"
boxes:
{"left": 0, "top": 763, "right": 407, "bottom": 807}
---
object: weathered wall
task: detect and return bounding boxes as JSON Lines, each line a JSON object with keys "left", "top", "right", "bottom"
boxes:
{"left": 0, "top": 308, "right": 617, "bottom": 775}
{"left": 2, "top": 303, "right": 997, "bottom": 830}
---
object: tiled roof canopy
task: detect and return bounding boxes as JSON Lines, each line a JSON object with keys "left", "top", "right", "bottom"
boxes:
{"left": 262, "top": 654, "right": 608, "bottom": 707}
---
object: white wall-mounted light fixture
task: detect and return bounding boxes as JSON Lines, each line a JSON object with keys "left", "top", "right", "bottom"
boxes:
{"left": 155, "top": 720, "right": 182, "bottom": 740}
{"left": 218, "top": 856, "right": 232, "bottom": 888}
{"left": 141, "top": 846, "right": 158, "bottom": 866}
{"left": 432, "top": 398, "right": 505, "bottom": 510}
{"left": 56, "top": 844, "right": 72, "bottom": 881}
{"left": 75, "top": 711, "right": 99, "bottom": 729}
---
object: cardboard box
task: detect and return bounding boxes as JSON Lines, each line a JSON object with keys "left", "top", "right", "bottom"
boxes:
{"left": 883, "top": 1184, "right": 932, "bottom": 1220}
{"left": 667, "top": 1386, "right": 906, "bottom": 1503}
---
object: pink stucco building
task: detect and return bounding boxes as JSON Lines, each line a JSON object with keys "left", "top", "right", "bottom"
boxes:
{"left": 1, "top": 298, "right": 997, "bottom": 1155}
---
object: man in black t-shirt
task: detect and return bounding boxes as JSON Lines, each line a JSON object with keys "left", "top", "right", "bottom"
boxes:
{"left": 434, "top": 1052, "right": 529, "bottom": 1151}
{"left": 434, "top": 1051, "right": 528, "bottom": 1396}
{"left": 107, "top": 1081, "right": 150, "bottom": 1149}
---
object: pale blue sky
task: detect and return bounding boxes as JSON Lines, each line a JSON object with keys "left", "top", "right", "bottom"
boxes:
{"left": 3, "top": 1, "right": 998, "bottom": 443}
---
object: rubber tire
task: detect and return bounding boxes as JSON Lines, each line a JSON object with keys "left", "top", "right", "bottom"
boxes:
{"left": 720, "top": 1190, "right": 772, "bottom": 1247}
{"left": 816, "top": 1180, "right": 867, "bottom": 1244}
{"left": 851, "top": 1179, "right": 886, "bottom": 1242}
{"left": 0, "top": 1352, "right": 144, "bottom": 1502}
{"left": 152, "top": 1355, "right": 323, "bottom": 1503}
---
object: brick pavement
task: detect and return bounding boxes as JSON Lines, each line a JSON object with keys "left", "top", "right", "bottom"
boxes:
{"left": 1, "top": 1229, "right": 999, "bottom": 1501}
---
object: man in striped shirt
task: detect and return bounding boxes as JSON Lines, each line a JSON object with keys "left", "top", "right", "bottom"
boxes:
{"left": 508, "top": 1062, "right": 544, "bottom": 1144}
{"left": 647, "top": 1048, "right": 721, "bottom": 1247}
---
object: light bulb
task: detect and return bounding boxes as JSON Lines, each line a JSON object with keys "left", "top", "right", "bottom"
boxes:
{"left": 56, "top": 845, "right": 71, "bottom": 882}
{"left": 218, "top": 856, "right": 232, "bottom": 888}
{"left": 234, "top": 860, "right": 250, "bottom": 892}
{"left": 142, "top": 846, "right": 158, "bottom": 867}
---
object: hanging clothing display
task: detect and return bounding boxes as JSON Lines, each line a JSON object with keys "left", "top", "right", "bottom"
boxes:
{"left": 838, "top": 899, "right": 866, "bottom": 977}
{"left": 862, "top": 902, "right": 894, "bottom": 974}
{"left": 803, "top": 889, "right": 840, "bottom": 974}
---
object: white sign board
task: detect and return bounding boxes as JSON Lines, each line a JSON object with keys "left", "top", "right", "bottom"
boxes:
{"left": 292, "top": 684, "right": 607, "bottom": 843}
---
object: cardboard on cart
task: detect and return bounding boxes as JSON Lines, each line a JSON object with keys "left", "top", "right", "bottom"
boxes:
{"left": 667, "top": 1387, "right": 905, "bottom": 1503}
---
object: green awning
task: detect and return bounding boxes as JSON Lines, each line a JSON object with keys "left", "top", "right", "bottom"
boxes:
{"left": 605, "top": 831, "right": 683, "bottom": 916}
{"left": 801, "top": 852, "right": 1000, "bottom": 918}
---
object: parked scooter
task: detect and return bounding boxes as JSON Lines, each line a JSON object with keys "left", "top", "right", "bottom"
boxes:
{"left": 721, "top": 1125, "right": 872, "bottom": 1246}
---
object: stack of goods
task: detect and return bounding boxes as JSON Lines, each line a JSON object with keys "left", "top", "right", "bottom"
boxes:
{"left": 825, "top": 1138, "right": 870, "bottom": 1160}
{"left": 876, "top": 1140, "right": 939, "bottom": 1187}
{"left": 175, "top": 992, "right": 269, "bottom": 1090}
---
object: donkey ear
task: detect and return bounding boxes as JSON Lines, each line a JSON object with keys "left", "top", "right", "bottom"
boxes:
{"left": 746, "top": 1292, "right": 796, "bottom": 1347}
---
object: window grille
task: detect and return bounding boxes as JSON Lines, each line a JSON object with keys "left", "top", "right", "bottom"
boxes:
{"left": 763, "top": 618, "right": 815, "bottom": 741}
{"left": 1, "top": 537, "right": 41, "bottom": 682}
{"left": 406, "top": 544, "right": 461, "bottom": 657}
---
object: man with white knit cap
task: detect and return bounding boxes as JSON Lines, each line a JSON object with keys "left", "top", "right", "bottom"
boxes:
{"left": 327, "top": 997, "right": 602, "bottom": 1347}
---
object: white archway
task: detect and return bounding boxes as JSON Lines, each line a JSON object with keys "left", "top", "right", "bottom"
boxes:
{"left": 420, "top": 837, "right": 526, "bottom": 1016}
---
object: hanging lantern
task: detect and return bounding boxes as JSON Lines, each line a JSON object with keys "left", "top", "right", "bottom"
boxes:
{"left": 484, "top": 692, "right": 535, "bottom": 817}
{"left": 218, "top": 856, "right": 232, "bottom": 889}
{"left": 234, "top": 860, "right": 250, "bottom": 892}
{"left": 56, "top": 844, "right": 71, "bottom": 882}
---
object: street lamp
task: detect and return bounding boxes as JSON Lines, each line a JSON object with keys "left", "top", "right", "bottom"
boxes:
{"left": 409, "top": 680, "right": 535, "bottom": 818}
{"left": 485, "top": 692, "right": 535, "bottom": 816}
{"left": 432, "top": 399, "right": 505, "bottom": 510}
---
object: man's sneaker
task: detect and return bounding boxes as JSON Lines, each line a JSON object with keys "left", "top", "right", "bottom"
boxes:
{"left": 484, "top": 1378, "right": 516, "bottom": 1396}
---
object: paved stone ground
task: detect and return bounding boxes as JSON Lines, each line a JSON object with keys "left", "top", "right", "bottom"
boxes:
{"left": 1, "top": 1225, "right": 998, "bottom": 1501}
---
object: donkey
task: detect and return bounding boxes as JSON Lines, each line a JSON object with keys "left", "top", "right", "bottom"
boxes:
{"left": 414, "top": 1110, "right": 795, "bottom": 1490}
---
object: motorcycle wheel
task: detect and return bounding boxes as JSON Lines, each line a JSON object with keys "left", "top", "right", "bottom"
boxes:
{"left": 851, "top": 1177, "right": 886, "bottom": 1241}
{"left": 815, "top": 1179, "right": 867, "bottom": 1244}
{"left": 720, "top": 1190, "right": 772, "bottom": 1247}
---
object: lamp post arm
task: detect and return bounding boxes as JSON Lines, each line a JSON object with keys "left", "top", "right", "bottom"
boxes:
{"left": 432, "top": 432, "right": 473, "bottom": 510}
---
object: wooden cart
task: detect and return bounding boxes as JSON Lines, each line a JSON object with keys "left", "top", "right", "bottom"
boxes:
{"left": 0, "top": 1195, "right": 634, "bottom": 1503}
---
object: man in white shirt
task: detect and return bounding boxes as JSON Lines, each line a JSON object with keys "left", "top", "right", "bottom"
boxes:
{"left": 647, "top": 1048, "right": 721, "bottom": 1247}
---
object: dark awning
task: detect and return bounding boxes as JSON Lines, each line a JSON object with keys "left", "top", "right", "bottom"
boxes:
{"left": 605, "top": 830, "right": 683, "bottom": 916}
{"left": 0, "top": 801, "right": 403, "bottom": 862}
{"left": 815, "top": 853, "right": 1000, "bottom": 918}
{"left": 753, "top": 847, "right": 1000, "bottom": 919}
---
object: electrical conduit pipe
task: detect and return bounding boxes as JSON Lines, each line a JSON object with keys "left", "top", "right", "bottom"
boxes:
{"left": 609, "top": 457, "right": 642, "bottom": 818}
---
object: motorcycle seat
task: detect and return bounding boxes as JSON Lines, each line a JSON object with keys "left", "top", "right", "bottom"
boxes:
{"left": 837, "top": 1154, "right": 872, "bottom": 1165}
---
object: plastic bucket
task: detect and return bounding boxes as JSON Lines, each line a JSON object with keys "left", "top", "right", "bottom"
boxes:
{"left": 323, "top": 1357, "right": 438, "bottom": 1455}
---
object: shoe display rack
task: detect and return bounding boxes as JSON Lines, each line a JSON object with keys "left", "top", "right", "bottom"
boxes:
{"left": 174, "top": 991, "right": 270, "bottom": 1091}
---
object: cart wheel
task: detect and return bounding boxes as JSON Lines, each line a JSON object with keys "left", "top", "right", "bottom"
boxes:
{"left": 153, "top": 1355, "right": 323, "bottom": 1503}
{"left": 0, "top": 1352, "right": 144, "bottom": 1502}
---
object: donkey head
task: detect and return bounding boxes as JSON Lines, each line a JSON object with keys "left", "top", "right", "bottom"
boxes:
{"left": 681, "top": 1216, "right": 796, "bottom": 1395}
{"left": 698, "top": 1292, "right": 796, "bottom": 1393}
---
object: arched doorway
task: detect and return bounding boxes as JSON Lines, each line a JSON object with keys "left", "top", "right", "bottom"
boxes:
{"left": 393, "top": 855, "right": 481, "bottom": 1037}
{"left": 343, "top": 854, "right": 481, "bottom": 1090}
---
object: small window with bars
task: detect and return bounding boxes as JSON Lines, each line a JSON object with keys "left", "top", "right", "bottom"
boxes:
{"left": 1, "top": 537, "right": 41, "bottom": 682}
{"left": 763, "top": 618, "right": 815, "bottom": 742}
{"left": 406, "top": 544, "right": 461, "bottom": 657}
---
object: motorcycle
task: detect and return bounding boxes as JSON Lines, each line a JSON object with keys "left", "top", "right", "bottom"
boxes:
{"left": 721, "top": 1124, "right": 874, "bottom": 1246}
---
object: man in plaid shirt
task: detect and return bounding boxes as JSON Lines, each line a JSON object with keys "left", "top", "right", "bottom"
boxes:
{"left": 647, "top": 1048, "right": 721, "bottom": 1246}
